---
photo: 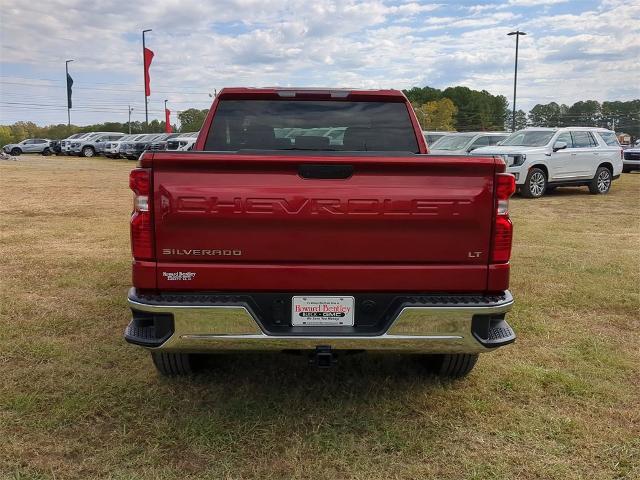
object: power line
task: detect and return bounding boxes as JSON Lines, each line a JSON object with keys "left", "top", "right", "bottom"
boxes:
{"left": 0, "top": 75, "right": 213, "bottom": 92}
{"left": 0, "top": 80, "right": 211, "bottom": 95}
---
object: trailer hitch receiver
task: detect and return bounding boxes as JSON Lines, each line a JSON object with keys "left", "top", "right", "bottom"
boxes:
{"left": 309, "top": 346, "right": 336, "bottom": 368}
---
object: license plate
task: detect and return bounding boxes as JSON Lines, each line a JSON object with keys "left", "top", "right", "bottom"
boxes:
{"left": 291, "top": 296, "right": 355, "bottom": 326}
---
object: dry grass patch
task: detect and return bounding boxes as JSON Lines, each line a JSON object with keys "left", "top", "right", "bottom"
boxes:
{"left": 1, "top": 156, "right": 639, "bottom": 479}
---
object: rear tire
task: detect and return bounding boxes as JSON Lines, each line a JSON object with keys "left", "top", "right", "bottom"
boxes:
{"left": 42, "top": 147, "right": 51, "bottom": 156}
{"left": 421, "top": 353, "right": 479, "bottom": 379}
{"left": 521, "top": 168, "right": 546, "bottom": 198}
{"left": 10, "top": 148, "right": 21, "bottom": 156}
{"left": 151, "top": 351, "right": 194, "bottom": 376}
{"left": 81, "top": 146, "right": 95, "bottom": 158}
{"left": 589, "top": 166, "right": 611, "bottom": 194}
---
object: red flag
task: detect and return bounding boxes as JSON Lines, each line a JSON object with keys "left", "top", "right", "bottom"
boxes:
{"left": 165, "top": 108, "right": 172, "bottom": 133}
{"left": 144, "top": 47, "right": 154, "bottom": 96}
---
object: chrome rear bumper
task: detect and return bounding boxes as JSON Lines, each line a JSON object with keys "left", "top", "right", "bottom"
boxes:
{"left": 125, "top": 289, "right": 515, "bottom": 354}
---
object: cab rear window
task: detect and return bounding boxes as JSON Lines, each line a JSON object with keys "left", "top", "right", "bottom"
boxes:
{"left": 204, "top": 99, "right": 419, "bottom": 153}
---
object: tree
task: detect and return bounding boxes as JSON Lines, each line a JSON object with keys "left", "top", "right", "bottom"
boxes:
{"left": 442, "top": 87, "right": 508, "bottom": 131}
{"left": 602, "top": 100, "right": 640, "bottom": 139}
{"left": 528, "top": 102, "right": 563, "bottom": 127}
{"left": 178, "top": 108, "right": 208, "bottom": 132}
{"left": 505, "top": 109, "right": 528, "bottom": 131}
{"left": 403, "top": 86, "right": 442, "bottom": 106}
{"left": 415, "top": 98, "right": 457, "bottom": 131}
{"left": 565, "top": 100, "right": 601, "bottom": 126}
{"left": 405, "top": 85, "right": 508, "bottom": 131}
{"left": 0, "top": 126, "right": 14, "bottom": 146}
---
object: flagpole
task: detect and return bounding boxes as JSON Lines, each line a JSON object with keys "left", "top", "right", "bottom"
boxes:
{"left": 142, "top": 29, "right": 152, "bottom": 128}
{"left": 65, "top": 59, "right": 73, "bottom": 127}
{"left": 164, "top": 99, "right": 168, "bottom": 133}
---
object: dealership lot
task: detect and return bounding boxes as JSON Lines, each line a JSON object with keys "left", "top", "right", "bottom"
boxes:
{"left": 1, "top": 156, "right": 638, "bottom": 479}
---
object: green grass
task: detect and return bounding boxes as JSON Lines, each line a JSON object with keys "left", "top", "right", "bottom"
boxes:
{"left": 1, "top": 156, "right": 639, "bottom": 479}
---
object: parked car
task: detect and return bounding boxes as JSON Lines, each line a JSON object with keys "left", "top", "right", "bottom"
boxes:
{"left": 61, "top": 133, "right": 91, "bottom": 155}
{"left": 423, "top": 131, "right": 451, "bottom": 146}
{"left": 623, "top": 148, "right": 640, "bottom": 172}
{"left": 48, "top": 140, "right": 62, "bottom": 155}
{"left": 428, "top": 132, "right": 509, "bottom": 155}
{"left": 2, "top": 138, "right": 51, "bottom": 156}
{"left": 124, "top": 87, "right": 516, "bottom": 377}
{"left": 166, "top": 132, "right": 199, "bottom": 151}
{"left": 92, "top": 133, "right": 128, "bottom": 156}
{"left": 147, "top": 133, "right": 182, "bottom": 152}
{"left": 104, "top": 134, "right": 145, "bottom": 159}
{"left": 70, "top": 132, "right": 125, "bottom": 157}
{"left": 473, "top": 127, "right": 623, "bottom": 198}
{"left": 122, "top": 134, "right": 167, "bottom": 160}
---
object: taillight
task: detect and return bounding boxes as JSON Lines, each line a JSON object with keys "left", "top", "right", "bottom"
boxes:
{"left": 620, "top": 149, "right": 623, "bottom": 160}
{"left": 129, "top": 168, "right": 154, "bottom": 260}
{"left": 491, "top": 173, "right": 515, "bottom": 263}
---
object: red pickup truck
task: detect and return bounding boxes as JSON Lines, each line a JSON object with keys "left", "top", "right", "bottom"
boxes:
{"left": 125, "top": 88, "right": 516, "bottom": 378}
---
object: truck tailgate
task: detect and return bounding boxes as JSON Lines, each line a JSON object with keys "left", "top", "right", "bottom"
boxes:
{"left": 148, "top": 152, "right": 498, "bottom": 292}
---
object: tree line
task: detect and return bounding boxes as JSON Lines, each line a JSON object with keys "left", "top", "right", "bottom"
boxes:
{"left": 404, "top": 86, "right": 640, "bottom": 139}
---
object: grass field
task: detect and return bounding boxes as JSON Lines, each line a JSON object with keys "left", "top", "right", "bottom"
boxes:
{"left": 1, "top": 155, "right": 639, "bottom": 480}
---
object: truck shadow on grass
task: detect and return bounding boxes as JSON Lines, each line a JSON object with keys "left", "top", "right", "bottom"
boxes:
{"left": 140, "top": 353, "right": 471, "bottom": 459}
{"left": 161, "top": 351, "right": 467, "bottom": 399}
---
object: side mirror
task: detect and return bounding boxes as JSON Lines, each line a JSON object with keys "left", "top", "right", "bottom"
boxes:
{"left": 553, "top": 141, "right": 567, "bottom": 152}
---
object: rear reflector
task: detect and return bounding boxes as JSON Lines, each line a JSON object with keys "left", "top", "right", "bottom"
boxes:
{"left": 129, "top": 168, "right": 154, "bottom": 260}
{"left": 491, "top": 174, "right": 515, "bottom": 264}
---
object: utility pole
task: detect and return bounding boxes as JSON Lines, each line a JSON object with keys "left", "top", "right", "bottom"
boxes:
{"left": 142, "top": 29, "right": 152, "bottom": 128}
{"left": 65, "top": 59, "right": 74, "bottom": 127}
{"left": 507, "top": 30, "right": 527, "bottom": 132}
{"left": 128, "top": 105, "right": 134, "bottom": 134}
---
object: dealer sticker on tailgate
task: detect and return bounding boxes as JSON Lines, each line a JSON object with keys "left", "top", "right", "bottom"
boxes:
{"left": 291, "top": 296, "right": 355, "bottom": 326}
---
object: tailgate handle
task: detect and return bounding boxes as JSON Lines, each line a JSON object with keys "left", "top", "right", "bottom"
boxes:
{"left": 299, "top": 164, "right": 353, "bottom": 179}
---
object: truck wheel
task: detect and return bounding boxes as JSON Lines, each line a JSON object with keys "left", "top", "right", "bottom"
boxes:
{"left": 422, "top": 353, "right": 478, "bottom": 379}
{"left": 521, "top": 168, "right": 546, "bottom": 198}
{"left": 150, "top": 352, "right": 194, "bottom": 376}
{"left": 589, "top": 166, "right": 612, "bottom": 194}
{"left": 81, "top": 146, "right": 95, "bottom": 157}
{"left": 10, "top": 148, "right": 21, "bottom": 156}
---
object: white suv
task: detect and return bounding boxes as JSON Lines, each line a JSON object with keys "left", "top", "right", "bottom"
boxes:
{"left": 473, "top": 127, "right": 623, "bottom": 198}
{"left": 165, "top": 132, "right": 199, "bottom": 151}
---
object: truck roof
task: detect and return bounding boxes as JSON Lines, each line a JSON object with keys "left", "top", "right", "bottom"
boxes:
{"left": 217, "top": 87, "right": 406, "bottom": 100}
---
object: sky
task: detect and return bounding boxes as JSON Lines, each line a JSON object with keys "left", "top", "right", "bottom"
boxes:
{"left": 1, "top": 0, "right": 639, "bottom": 126}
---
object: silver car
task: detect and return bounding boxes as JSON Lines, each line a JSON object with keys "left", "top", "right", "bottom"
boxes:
{"left": 166, "top": 132, "right": 199, "bottom": 151}
{"left": 61, "top": 133, "right": 92, "bottom": 154}
{"left": 104, "top": 134, "right": 146, "bottom": 159}
{"left": 70, "top": 132, "right": 126, "bottom": 157}
{"left": 428, "top": 132, "right": 509, "bottom": 155}
{"left": 2, "top": 138, "right": 52, "bottom": 156}
{"left": 423, "top": 131, "right": 452, "bottom": 146}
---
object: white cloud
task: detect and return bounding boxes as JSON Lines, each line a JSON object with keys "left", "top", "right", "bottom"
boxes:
{"left": 0, "top": 0, "right": 638, "bottom": 125}
{"left": 508, "top": 0, "right": 567, "bottom": 5}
